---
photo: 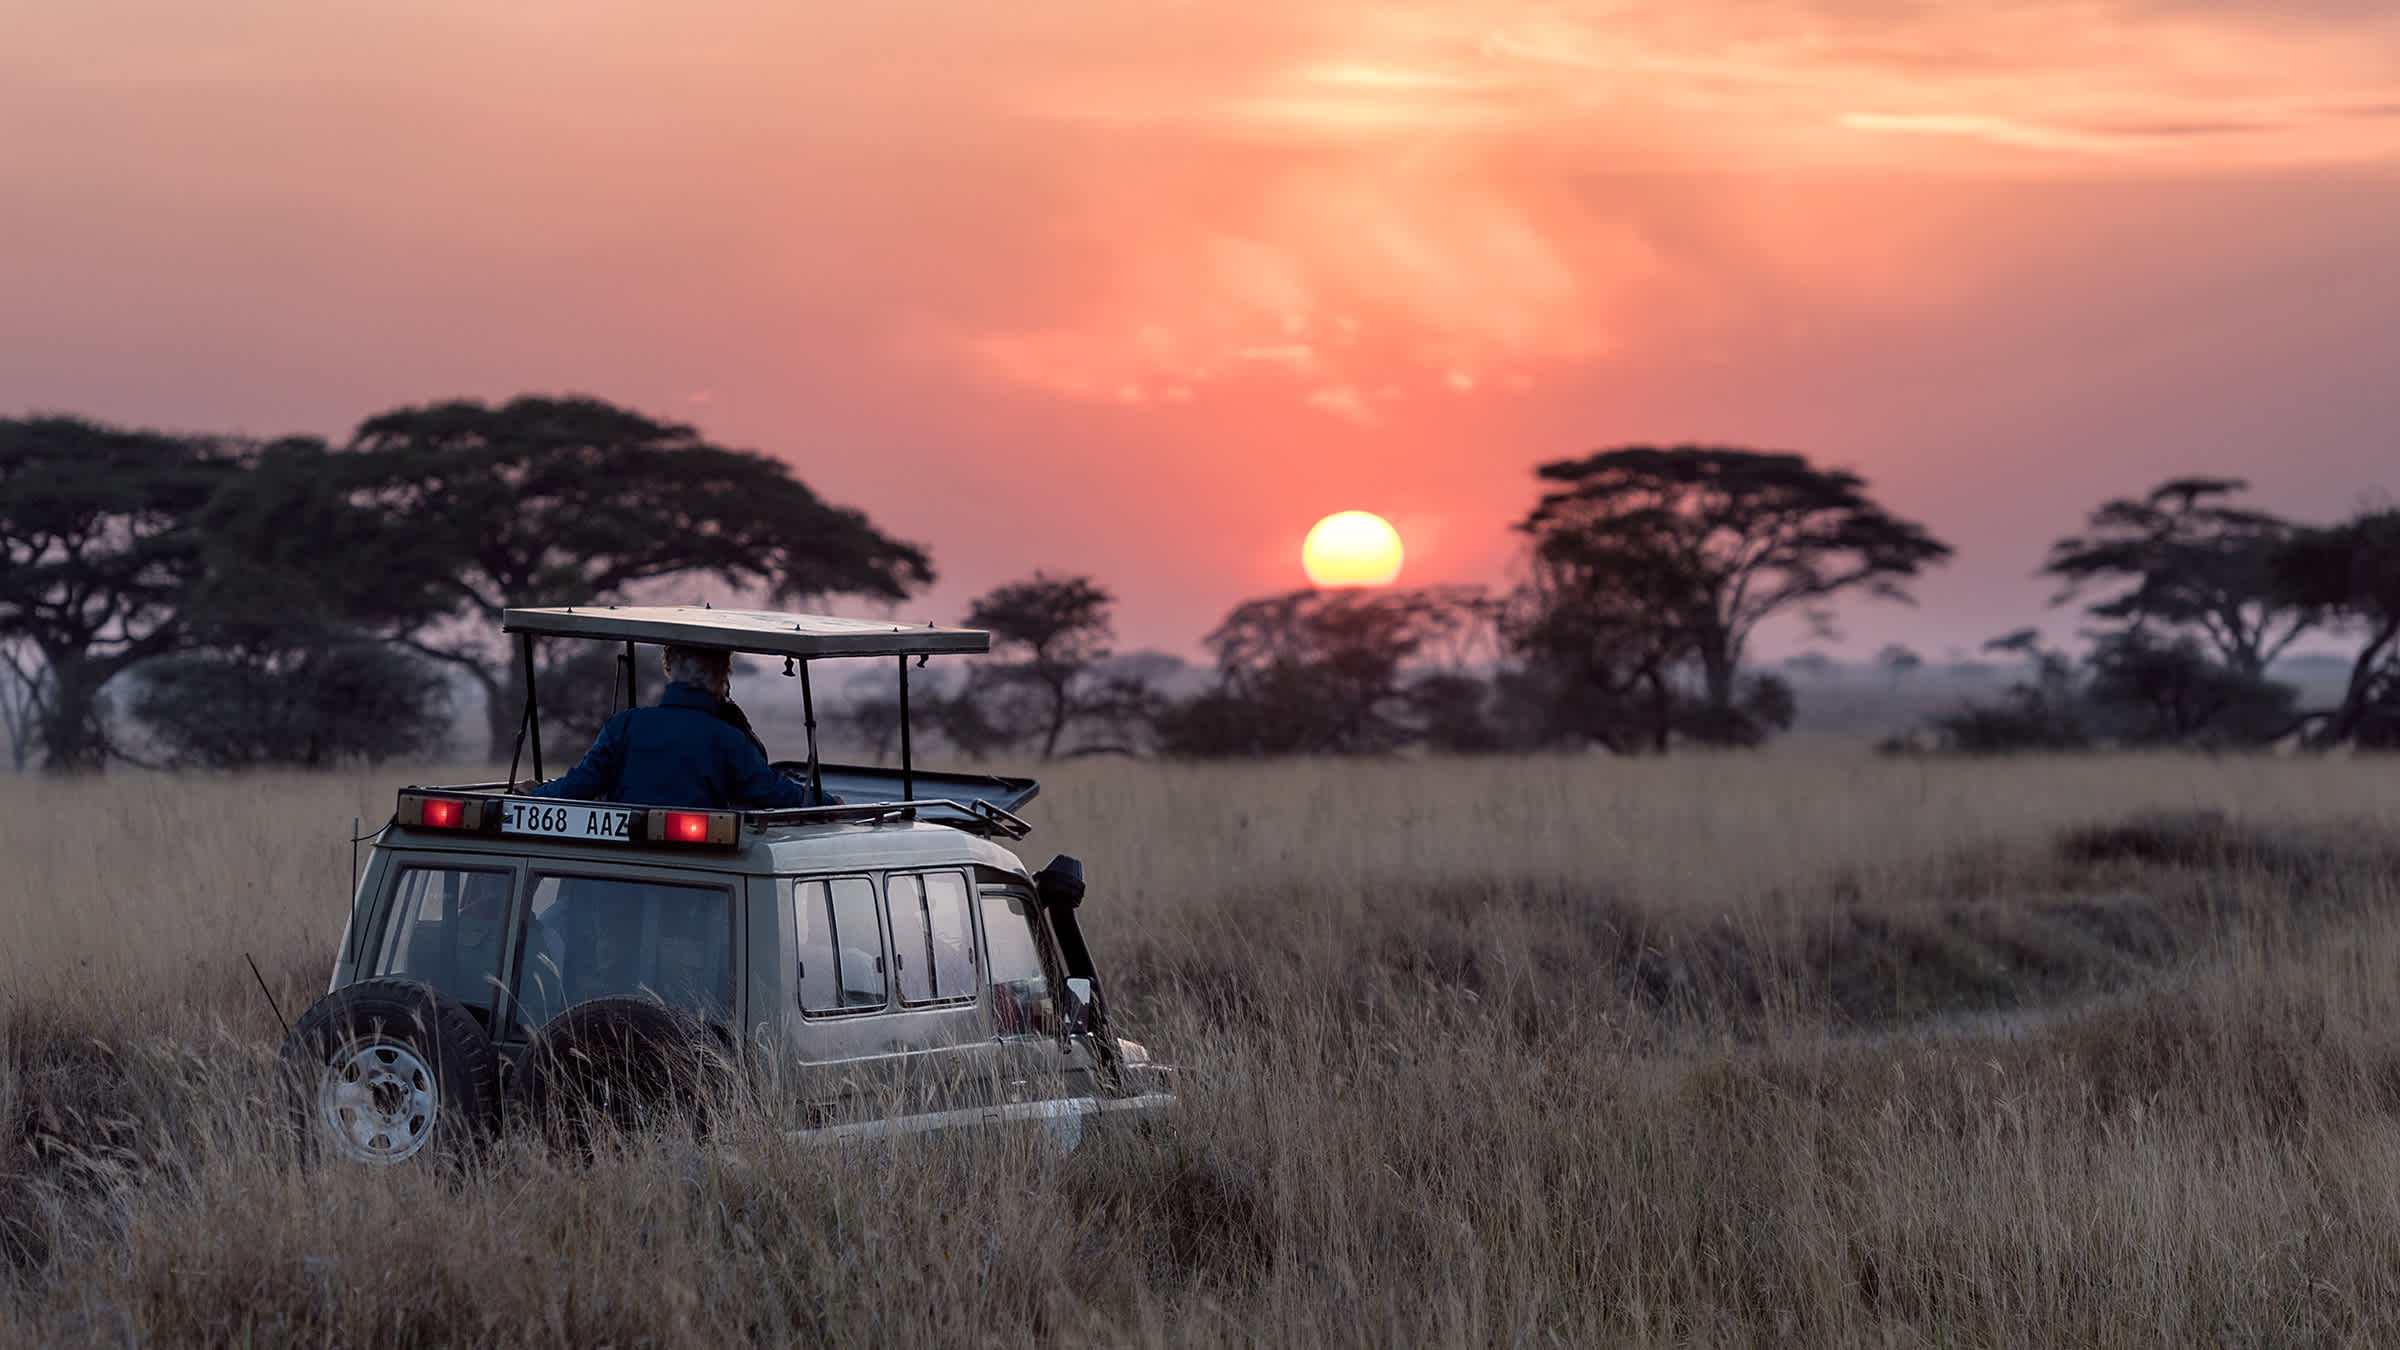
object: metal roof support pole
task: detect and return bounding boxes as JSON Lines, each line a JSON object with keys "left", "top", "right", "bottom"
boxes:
{"left": 798, "top": 658, "right": 823, "bottom": 804}
{"left": 622, "top": 639, "right": 637, "bottom": 712}
{"left": 506, "top": 632, "right": 530, "bottom": 787}
{"left": 522, "top": 631, "right": 545, "bottom": 783}
{"left": 897, "top": 654, "right": 913, "bottom": 803}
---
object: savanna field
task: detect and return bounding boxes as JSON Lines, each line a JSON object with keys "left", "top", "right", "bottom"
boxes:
{"left": 6, "top": 754, "right": 2400, "bottom": 1346}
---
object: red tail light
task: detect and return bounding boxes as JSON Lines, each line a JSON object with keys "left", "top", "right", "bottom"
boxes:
{"left": 420, "top": 796, "right": 464, "bottom": 828}
{"left": 642, "top": 807, "right": 735, "bottom": 846}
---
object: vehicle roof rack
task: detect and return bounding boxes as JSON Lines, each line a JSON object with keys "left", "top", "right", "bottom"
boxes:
{"left": 740, "top": 797, "right": 1035, "bottom": 840}
{"left": 502, "top": 606, "right": 989, "bottom": 659}
{"left": 497, "top": 605, "right": 994, "bottom": 812}
{"left": 395, "top": 784, "right": 1036, "bottom": 842}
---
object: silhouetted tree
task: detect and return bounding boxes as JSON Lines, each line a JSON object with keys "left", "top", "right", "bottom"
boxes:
{"left": 1502, "top": 532, "right": 1687, "bottom": 752}
{"left": 180, "top": 437, "right": 455, "bottom": 650}
{"left": 1674, "top": 671, "right": 1798, "bottom": 747}
{"left": 2273, "top": 509, "right": 2400, "bottom": 746}
{"left": 921, "top": 680, "right": 1021, "bottom": 759}
{"left": 1877, "top": 643, "right": 1922, "bottom": 691}
{"left": 1920, "top": 629, "right": 2093, "bottom": 753}
{"left": 1070, "top": 651, "right": 1182, "bottom": 756}
{"left": 133, "top": 643, "right": 452, "bottom": 768}
{"left": 1405, "top": 671, "right": 1504, "bottom": 753}
{"left": 0, "top": 417, "right": 232, "bottom": 770}
{"left": 130, "top": 436, "right": 462, "bottom": 766}
{"left": 2081, "top": 629, "right": 2295, "bottom": 746}
{"left": 963, "top": 572, "right": 1117, "bottom": 759}
{"left": 1157, "top": 586, "right": 1492, "bottom": 755}
{"left": 0, "top": 637, "right": 44, "bottom": 772}
{"left": 2045, "top": 477, "right": 2320, "bottom": 677}
{"left": 347, "top": 396, "right": 934, "bottom": 759}
{"left": 1517, "top": 446, "right": 1950, "bottom": 747}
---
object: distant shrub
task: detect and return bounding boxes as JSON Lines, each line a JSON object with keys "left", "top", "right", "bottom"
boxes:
{"left": 1902, "top": 637, "right": 2300, "bottom": 756}
{"left": 1918, "top": 689, "right": 2095, "bottom": 754}
{"left": 2081, "top": 630, "right": 2296, "bottom": 746}
{"left": 1671, "top": 673, "right": 1796, "bottom": 748}
{"left": 132, "top": 642, "right": 450, "bottom": 768}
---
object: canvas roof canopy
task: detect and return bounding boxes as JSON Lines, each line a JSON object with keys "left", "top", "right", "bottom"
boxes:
{"left": 501, "top": 606, "right": 989, "bottom": 659}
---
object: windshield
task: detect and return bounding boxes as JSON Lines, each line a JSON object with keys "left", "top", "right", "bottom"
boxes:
{"left": 512, "top": 873, "right": 734, "bottom": 1030}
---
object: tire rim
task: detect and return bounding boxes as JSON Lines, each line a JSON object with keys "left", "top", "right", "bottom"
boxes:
{"left": 316, "top": 1036, "right": 439, "bottom": 1164}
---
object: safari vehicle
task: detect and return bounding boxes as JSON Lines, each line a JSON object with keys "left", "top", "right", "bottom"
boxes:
{"left": 279, "top": 606, "right": 1170, "bottom": 1165}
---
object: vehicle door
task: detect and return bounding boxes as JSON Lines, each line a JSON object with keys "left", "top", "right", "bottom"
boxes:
{"left": 774, "top": 868, "right": 1002, "bottom": 1123}
{"left": 503, "top": 864, "right": 743, "bottom": 1044}
{"left": 351, "top": 852, "right": 528, "bottom": 1038}
{"left": 975, "top": 875, "right": 1102, "bottom": 1101}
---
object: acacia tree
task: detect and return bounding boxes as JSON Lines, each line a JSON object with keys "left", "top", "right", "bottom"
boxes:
{"left": 131, "top": 437, "right": 460, "bottom": 767}
{"left": 2080, "top": 628, "right": 2296, "bottom": 747}
{"left": 1505, "top": 505, "right": 1706, "bottom": 753}
{"left": 1517, "top": 446, "right": 1951, "bottom": 747}
{"left": 0, "top": 417, "right": 231, "bottom": 770}
{"left": 348, "top": 396, "right": 935, "bottom": 759}
{"left": 2044, "top": 477, "right": 2320, "bottom": 677}
{"left": 1159, "top": 586, "right": 1492, "bottom": 755}
{"left": 0, "top": 636, "right": 45, "bottom": 771}
{"left": 963, "top": 572, "right": 1118, "bottom": 759}
{"left": 2273, "top": 509, "right": 2400, "bottom": 746}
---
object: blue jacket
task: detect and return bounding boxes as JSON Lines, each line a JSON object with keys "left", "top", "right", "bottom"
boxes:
{"left": 528, "top": 682, "right": 815, "bottom": 810}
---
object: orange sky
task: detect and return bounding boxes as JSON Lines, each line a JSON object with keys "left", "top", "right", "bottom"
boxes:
{"left": 6, "top": 0, "right": 2399, "bottom": 659}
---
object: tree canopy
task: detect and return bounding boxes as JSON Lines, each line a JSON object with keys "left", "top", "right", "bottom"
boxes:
{"left": 0, "top": 399, "right": 938, "bottom": 769}
{"left": 0, "top": 417, "right": 231, "bottom": 769}
{"left": 1516, "top": 446, "right": 1950, "bottom": 748}
{"left": 2044, "top": 477, "right": 2318, "bottom": 677}
{"left": 2273, "top": 509, "right": 2400, "bottom": 746}
{"left": 129, "top": 436, "right": 463, "bottom": 768}
{"left": 348, "top": 396, "right": 935, "bottom": 758}
{"left": 1158, "top": 586, "right": 1492, "bottom": 756}
{"left": 962, "top": 573, "right": 1119, "bottom": 759}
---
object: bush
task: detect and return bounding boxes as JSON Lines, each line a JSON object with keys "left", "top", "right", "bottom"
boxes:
{"left": 1906, "top": 630, "right": 2092, "bottom": 754}
{"left": 1920, "top": 689, "right": 2094, "bottom": 754}
{"left": 1673, "top": 674, "right": 1796, "bottom": 748}
{"left": 2082, "top": 630, "right": 2295, "bottom": 746}
{"left": 132, "top": 642, "right": 451, "bottom": 767}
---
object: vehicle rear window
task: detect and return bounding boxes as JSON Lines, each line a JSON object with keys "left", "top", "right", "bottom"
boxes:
{"left": 375, "top": 866, "right": 514, "bottom": 1018}
{"left": 795, "top": 877, "right": 886, "bottom": 1014}
{"left": 513, "top": 874, "right": 733, "bottom": 1029}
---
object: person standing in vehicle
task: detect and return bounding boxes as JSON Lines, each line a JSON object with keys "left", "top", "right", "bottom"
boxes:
{"left": 518, "top": 645, "right": 828, "bottom": 809}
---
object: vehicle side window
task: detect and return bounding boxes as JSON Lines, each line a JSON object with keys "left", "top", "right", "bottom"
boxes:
{"left": 375, "top": 866, "right": 514, "bottom": 1018}
{"left": 888, "top": 870, "right": 977, "bottom": 1006}
{"left": 980, "top": 887, "right": 1054, "bottom": 1038}
{"left": 513, "top": 873, "right": 733, "bottom": 1030}
{"left": 795, "top": 877, "right": 886, "bottom": 1014}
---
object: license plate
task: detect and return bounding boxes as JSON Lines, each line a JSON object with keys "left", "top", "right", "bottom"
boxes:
{"left": 500, "top": 798, "right": 636, "bottom": 842}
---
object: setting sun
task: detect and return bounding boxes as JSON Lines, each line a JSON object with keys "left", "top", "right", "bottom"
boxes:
{"left": 1302, "top": 510, "right": 1404, "bottom": 587}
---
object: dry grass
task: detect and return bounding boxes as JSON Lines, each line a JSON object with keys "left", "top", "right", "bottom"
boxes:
{"left": 6, "top": 752, "right": 2400, "bottom": 1346}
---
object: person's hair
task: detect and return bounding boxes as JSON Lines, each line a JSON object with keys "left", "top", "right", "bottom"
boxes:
{"left": 662, "top": 645, "right": 732, "bottom": 688}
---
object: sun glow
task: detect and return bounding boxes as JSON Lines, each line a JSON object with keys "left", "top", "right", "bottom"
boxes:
{"left": 1302, "top": 510, "right": 1404, "bottom": 587}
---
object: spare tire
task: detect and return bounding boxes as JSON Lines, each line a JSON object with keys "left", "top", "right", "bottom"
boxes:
{"left": 278, "top": 977, "right": 500, "bottom": 1166}
{"left": 508, "top": 997, "right": 739, "bottom": 1149}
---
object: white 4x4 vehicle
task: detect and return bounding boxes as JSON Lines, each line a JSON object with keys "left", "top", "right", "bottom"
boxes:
{"left": 279, "top": 606, "right": 1170, "bottom": 1164}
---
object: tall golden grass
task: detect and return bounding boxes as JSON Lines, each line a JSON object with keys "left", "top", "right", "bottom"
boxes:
{"left": 5, "top": 753, "right": 2400, "bottom": 1345}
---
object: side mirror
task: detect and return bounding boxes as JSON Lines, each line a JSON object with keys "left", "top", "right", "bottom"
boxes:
{"left": 1062, "top": 977, "right": 1097, "bottom": 1035}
